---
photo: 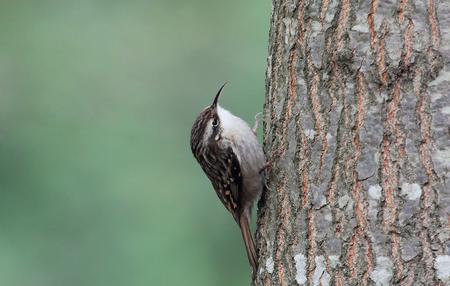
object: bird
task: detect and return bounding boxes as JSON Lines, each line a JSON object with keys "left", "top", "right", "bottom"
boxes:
{"left": 190, "top": 83, "right": 266, "bottom": 280}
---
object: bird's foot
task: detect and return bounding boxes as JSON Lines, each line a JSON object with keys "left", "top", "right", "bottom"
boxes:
{"left": 252, "top": 112, "right": 262, "bottom": 135}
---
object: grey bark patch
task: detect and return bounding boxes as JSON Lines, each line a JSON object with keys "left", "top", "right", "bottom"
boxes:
{"left": 400, "top": 183, "right": 422, "bottom": 200}
{"left": 294, "top": 253, "right": 307, "bottom": 285}
{"left": 435, "top": 255, "right": 450, "bottom": 282}
{"left": 370, "top": 257, "right": 393, "bottom": 286}
{"left": 401, "top": 238, "right": 421, "bottom": 262}
{"left": 368, "top": 184, "right": 382, "bottom": 200}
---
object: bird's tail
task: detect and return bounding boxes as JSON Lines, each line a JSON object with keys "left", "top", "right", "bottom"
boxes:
{"left": 239, "top": 214, "right": 258, "bottom": 280}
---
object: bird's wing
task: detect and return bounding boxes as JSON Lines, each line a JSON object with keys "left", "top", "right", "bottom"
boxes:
{"left": 212, "top": 145, "right": 242, "bottom": 222}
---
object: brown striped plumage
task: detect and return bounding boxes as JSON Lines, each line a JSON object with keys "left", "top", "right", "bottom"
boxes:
{"left": 190, "top": 84, "right": 266, "bottom": 281}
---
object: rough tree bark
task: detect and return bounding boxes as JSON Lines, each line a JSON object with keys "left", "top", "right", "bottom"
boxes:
{"left": 255, "top": 0, "right": 450, "bottom": 285}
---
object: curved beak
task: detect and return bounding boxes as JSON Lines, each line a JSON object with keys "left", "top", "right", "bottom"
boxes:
{"left": 211, "top": 82, "right": 227, "bottom": 108}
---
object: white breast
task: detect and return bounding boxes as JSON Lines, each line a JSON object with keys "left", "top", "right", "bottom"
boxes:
{"left": 217, "top": 105, "right": 254, "bottom": 142}
{"left": 217, "top": 105, "right": 265, "bottom": 169}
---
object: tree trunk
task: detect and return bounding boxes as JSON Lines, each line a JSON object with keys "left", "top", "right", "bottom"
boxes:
{"left": 256, "top": 0, "right": 450, "bottom": 285}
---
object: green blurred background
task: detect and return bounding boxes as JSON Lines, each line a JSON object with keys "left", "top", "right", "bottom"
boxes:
{"left": 0, "top": 1, "right": 270, "bottom": 285}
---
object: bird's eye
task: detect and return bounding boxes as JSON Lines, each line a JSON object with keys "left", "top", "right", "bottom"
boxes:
{"left": 212, "top": 118, "right": 219, "bottom": 127}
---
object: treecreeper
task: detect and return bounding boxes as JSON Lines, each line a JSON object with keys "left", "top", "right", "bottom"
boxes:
{"left": 190, "top": 83, "right": 267, "bottom": 282}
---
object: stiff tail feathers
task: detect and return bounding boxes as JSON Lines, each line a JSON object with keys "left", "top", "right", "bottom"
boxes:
{"left": 239, "top": 215, "right": 258, "bottom": 280}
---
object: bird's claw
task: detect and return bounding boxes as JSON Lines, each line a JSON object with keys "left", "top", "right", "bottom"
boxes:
{"left": 252, "top": 112, "right": 263, "bottom": 135}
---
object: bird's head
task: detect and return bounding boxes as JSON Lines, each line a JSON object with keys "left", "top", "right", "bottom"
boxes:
{"left": 190, "top": 83, "right": 227, "bottom": 154}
